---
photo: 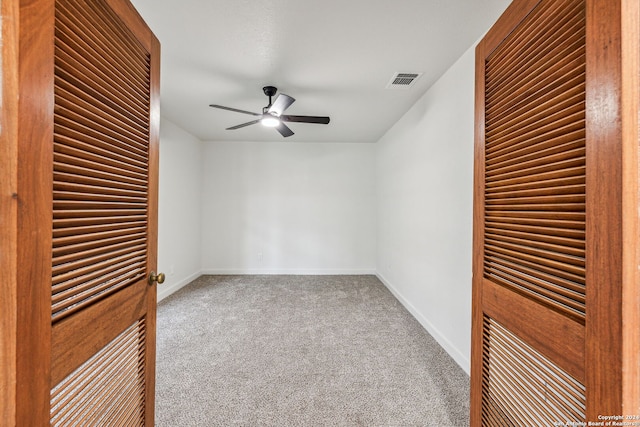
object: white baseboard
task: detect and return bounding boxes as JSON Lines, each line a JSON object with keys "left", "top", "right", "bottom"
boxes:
{"left": 157, "top": 271, "right": 203, "bottom": 302}
{"left": 201, "top": 268, "right": 377, "bottom": 275}
{"left": 376, "top": 272, "right": 470, "bottom": 375}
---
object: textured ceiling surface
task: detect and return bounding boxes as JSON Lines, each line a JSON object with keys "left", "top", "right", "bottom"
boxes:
{"left": 130, "top": 0, "right": 511, "bottom": 142}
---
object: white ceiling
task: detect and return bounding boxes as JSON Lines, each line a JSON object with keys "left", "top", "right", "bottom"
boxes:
{"left": 130, "top": 0, "right": 511, "bottom": 143}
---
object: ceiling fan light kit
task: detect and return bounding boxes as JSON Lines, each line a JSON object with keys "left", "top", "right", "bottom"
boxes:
{"left": 260, "top": 114, "right": 281, "bottom": 128}
{"left": 209, "top": 86, "right": 330, "bottom": 138}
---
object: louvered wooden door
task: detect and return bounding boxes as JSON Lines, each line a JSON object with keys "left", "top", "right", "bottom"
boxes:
{"left": 12, "top": 0, "right": 160, "bottom": 424}
{"left": 471, "top": 0, "right": 639, "bottom": 424}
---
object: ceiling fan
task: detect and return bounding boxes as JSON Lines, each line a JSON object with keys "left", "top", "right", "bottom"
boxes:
{"left": 209, "top": 86, "right": 330, "bottom": 138}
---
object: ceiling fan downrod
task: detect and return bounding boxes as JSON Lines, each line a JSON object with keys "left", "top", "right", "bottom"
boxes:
{"left": 263, "top": 86, "right": 278, "bottom": 110}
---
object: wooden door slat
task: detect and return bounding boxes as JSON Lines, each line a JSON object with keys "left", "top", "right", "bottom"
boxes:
{"left": 54, "top": 151, "right": 146, "bottom": 182}
{"left": 484, "top": 243, "right": 585, "bottom": 279}
{"left": 486, "top": 225, "right": 584, "bottom": 249}
{"left": 53, "top": 220, "right": 147, "bottom": 238}
{"left": 52, "top": 231, "right": 146, "bottom": 257}
{"left": 485, "top": 265, "right": 585, "bottom": 317}
{"left": 56, "top": 0, "right": 148, "bottom": 79}
{"left": 52, "top": 258, "right": 145, "bottom": 308}
{"left": 54, "top": 105, "right": 147, "bottom": 154}
{"left": 55, "top": 86, "right": 147, "bottom": 145}
{"left": 52, "top": 243, "right": 146, "bottom": 276}
{"left": 487, "top": 134, "right": 584, "bottom": 173}
{"left": 57, "top": 0, "right": 149, "bottom": 80}
{"left": 485, "top": 210, "right": 585, "bottom": 221}
{"left": 486, "top": 184, "right": 585, "bottom": 201}
{"left": 53, "top": 215, "right": 147, "bottom": 229}
{"left": 53, "top": 208, "right": 147, "bottom": 219}
{"left": 54, "top": 172, "right": 147, "bottom": 193}
{"left": 55, "top": 116, "right": 147, "bottom": 160}
{"left": 52, "top": 226, "right": 146, "bottom": 249}
{"left": 54, "top": 44, "right": 148, "bottom": 117}
{"left": 486, "top": 155, "right": 585, "bottom": 184}
{"left": 54, "top": 142, "right": 146, "bottom": 177}
{"left": 485, "top": 202, "right": 585, "bottom": 212}
{"left": 485, "top": 0, "right": 582, "bottom": 78}
{"left": 487, "top": 48, "right": 585, "bottom": 116}
{"left": 53, "top": 190, "right": 146, "bottom": 204}
{"left": 485, "top": 253, "right": 585, "bottom": 294}
{"left": 52, "top": 250, "right": 146, "bottom": 289}
{"left": 486, "top": 193, "right": 585, "bottom": 206}
{"left": 486, "top": 27, "right": 585, "bottom": 106}
{"left": 485, "top": 230, "right": 585, "bottom": 265}
{"left": 487, "top": 14, "right": 585, "bottom": 99}
{"left": 487, "top": 122, "right": 584, "bottom": 158}
{"left": 487, "top": 71, "right": 585, "bottom": 134}
{"left": 486, "top": 165, "right": 585, "bottom": 190}
{"left": 487, "top": 101, "right": 585, "bottom": 157}
{"left": 55, "top": 67, "right": 147, "bottom": 131}
{"left": 488, "top": 60, "right": 585, "bottom": 129}
{"left": 486, "top": 175, "right": 585, "bottom": 194}
{"left": 53, "top": 238, "right": 146, "bottom": 266}
{"left": 54, "top": 181, "right": 146, "bottom": 200}
{"left": 55, "top": 15, "right": 149, "bottom": 102}
{"left": 55, "top": 125, "right": 147, "bottom": 167}
{"left": 485, "top": 220, "right": 585, "bottom": 239}
{"left": 54, "top": 34, "right": 147, "bottom": 105}
{"left": 54, "top": 160, "right": 147, "bottom": 187}
{"left": 53, "top": 200, "right": 146, "bottom": 211}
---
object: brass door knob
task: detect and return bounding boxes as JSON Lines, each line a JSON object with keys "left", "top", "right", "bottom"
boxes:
{"left": 148, "top": 271, "right": 165, "bottom": 285}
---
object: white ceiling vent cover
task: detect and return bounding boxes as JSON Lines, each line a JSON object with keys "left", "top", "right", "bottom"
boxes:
{"left": 386, "top": 72, "right": 423, "bottom": 89}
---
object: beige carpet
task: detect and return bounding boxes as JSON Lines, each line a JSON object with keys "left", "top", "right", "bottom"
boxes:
{"left": 155, "top": 275, "right": 470, "bottom": 426}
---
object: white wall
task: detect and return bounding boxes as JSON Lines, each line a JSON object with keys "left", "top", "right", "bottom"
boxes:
{"left": 200, "top": 141, "right": 376, "bottom": 274}
{"left": 376, "top": 44, "right": 477, "bottom": 373}
{"left": 157, "top": 118, "right": 203, "bottom": 300}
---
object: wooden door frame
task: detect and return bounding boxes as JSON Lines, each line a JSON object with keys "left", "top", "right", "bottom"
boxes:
{"left": 1, "top": 0, "right": 160, "bottom": 424}
{"left": 471, "top": 0, "right": 640, "bottom": 422}
{"left": 15, "top": 0, "right": 55, "bottom": 422}
{"left": 0, "top": 0, "right": 20, "bottom": 424}
{"left": 585, "top": 0, "right": 639, "bottom": 416}
{"left": 619, "top": 0, "right": 640, "bottom": 412}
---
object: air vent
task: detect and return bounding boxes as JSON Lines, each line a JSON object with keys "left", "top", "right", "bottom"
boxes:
{"left": 386, "top": 72, "right": 423, "bottom": 89}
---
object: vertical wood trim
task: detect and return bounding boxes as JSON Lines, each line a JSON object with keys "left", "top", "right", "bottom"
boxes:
{"left": 16, "top": 0, "right": 54, "bottom": 424}
{"left": 470, "top": 38, "right": 487, "bottom": 427}
{"left": 585, "top": 0, "right": 625, "bottom": 417}
{"left": 471, "top": 3, "right": 547, "bottom": 425}
{"left": 621, "top": 0, "right": 640, "bottom": 415}
{"left": 0, "top": 0, "right": 19, "bottom": 425}
{"left": 144, "top": 33, "right": 160, "bottom": 427}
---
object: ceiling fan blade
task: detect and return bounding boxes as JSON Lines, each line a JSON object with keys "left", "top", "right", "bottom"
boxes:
{"left": 226, "top": 120, "right": 260, "bottom": 130}
{"left": 275, "top": 122, "right": 294, "bottom": 137}
{"left": 267, "top": 94, "right": 295, "bottom": 116}
{"left": 210, "top": 104, "right": 261, "bottom": 116}
{"left": 281, "top": 115, "right": 330, "bottom": 124}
